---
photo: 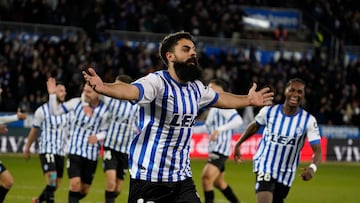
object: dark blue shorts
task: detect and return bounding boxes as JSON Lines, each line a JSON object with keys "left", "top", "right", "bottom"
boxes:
{"left": 128, "top": 178, "right": 201, "bottom": 203}
{"left": 103, "top": 147, "right": 128, "bottom": 179}
{"left": 255, "top": 171, "right": 290, "bottom": 203}
{"left": 67, "top": 154, "right": 97, "bottom": 184}
{"left": 39, "top": 153, "right": 65, "bottom": 178}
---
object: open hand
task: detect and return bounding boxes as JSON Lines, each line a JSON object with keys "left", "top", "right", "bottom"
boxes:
{"left": 82, "top": 68, "right": 103, "bottom": 92}
{"left": 248, "top": 83, "right": 274, "bottom": 106}
{"left": 47, "top": 77, "right": 56, "bottom": 94}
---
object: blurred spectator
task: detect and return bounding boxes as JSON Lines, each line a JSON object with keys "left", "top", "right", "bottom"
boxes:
{"left": 0, "top": 0, "right": 357, "bottom": 128}
{"left": 274, "top": 24, "right": 288, "bottom": 42}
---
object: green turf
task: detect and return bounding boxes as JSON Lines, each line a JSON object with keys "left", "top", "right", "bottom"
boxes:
{"left": 2, "top": 154, "right": 360, "bottom": 203}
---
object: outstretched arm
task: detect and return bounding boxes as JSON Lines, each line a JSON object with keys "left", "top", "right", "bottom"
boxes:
{"left": 83, "top": 68, "right": 139, "bottom": 101}
{"left": 0, "top": 108, "right": 27, "bottom": 124}
{"left": 213, "top": 83, "right": 273, "bottom": 109}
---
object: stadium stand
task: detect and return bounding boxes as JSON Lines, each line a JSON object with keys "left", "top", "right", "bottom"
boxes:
{"left": 0, "top": 0, "right": 358, "bottom": 126}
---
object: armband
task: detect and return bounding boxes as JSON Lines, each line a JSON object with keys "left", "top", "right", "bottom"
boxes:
{"left": 309, "top": 163, "right": 317, "bottom": 173}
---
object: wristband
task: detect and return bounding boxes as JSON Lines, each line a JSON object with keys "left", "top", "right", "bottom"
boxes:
{"left": 309, "top": 163, "right": 317, "bottom": 173}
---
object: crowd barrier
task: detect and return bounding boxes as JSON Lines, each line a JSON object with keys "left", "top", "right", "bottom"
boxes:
{"left": 1, "top": 122, "right": 359, "bottom": 163}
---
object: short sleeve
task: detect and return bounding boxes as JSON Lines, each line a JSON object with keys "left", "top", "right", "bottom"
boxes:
{"left": 131, "top": 73, "right": 159, "bottom": 105}
{"left": 307, "top": 115, "right": 321, "bottom": 145}
{"left": 32, "top": 107, "right": 44, "bottom": 128}
{"left": 197, "top": 80, "right": 218, "bottom": 109}
{"left": 254, "top": 106, "right": 269, "bottom": 126}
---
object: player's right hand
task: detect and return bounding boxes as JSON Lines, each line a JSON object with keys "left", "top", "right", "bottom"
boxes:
{"left": 233, "top": 144, "right": 242, "bottom": 163}
{"left": 0, "top": 125, "right": 8, "bottom": 134}
{"left": 47, "top": 77, "right": 57, "bottom": 94}
{"left": 23, "top": 148, "right": 30, "bottom": 160}
{"left": 82, "top": 68, "right": 104, "bottom": 92}
{"left": 17, "top": 108, "right": 27, "bottom": 120}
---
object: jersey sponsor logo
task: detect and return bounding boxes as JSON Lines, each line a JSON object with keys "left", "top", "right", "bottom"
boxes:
{"left": 269, "top": 133, "right": 295, "bottom": 145}
{"left": 169, "top": 114, "right": 196, "bottom": 127}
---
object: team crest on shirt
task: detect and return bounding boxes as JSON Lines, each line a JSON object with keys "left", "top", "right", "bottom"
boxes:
{"left": 296, "top": 127, "right": 304, "bottom": 136}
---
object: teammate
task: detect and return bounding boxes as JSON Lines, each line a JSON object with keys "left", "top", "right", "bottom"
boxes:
{"left": 234, "top": 78, "right": 322, "bottom": 203}
{"left": 47, "top": 79, "right": 110, "bottom": 203}
{"left": 101, "top": 74, "right": 140, "bottom": 203}
{"left": 197, "top": 79, "right": 242, "bottom": 203}
{"left": 24, "top": 80, "right": 70, "bottom": 203}
{"left": 83, "top": 31, "right": 274, "bottom": 203}
{"left": 0, "top": 102, "right": 27, "bottom": 202}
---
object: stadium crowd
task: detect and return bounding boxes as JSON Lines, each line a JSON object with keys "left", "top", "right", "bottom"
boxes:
{"left": 0, "top": 0, "right": 358, "bottom": 127}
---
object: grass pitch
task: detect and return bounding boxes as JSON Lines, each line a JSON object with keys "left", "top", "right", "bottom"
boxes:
{"left": 2, "top": 154, "right": 360, "bottom": 203}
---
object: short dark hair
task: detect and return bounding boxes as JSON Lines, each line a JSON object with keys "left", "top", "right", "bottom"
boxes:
{"left": 56, "top": 81, "right": 65, "bottom": 86}
{"left": 159, "top": 31, "right": 195, "bottom": 66}
{"left": 286, "top": 78, "right": 305, "bottom": 88}
{"left": 209, "top": 78, "right": 229, "bottom": 91}
{"left": 115, "top": 74, "right": 133, "bottom": 84}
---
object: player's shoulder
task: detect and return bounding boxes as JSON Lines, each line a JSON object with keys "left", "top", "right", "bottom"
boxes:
{"left": 134, "top": 70, "right": 164, "bottom": 84}
{"left": 34, "top": 102, "right": 49, "bottom": 113}
{"left": 260, "top": 104, "right": 276, "bottom": 112}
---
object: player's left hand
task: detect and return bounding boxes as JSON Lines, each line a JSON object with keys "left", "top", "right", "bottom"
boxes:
{"left": 248, "top": 83, "right": 274, "bottom": 106}
{"left": 83, "top": 105, "right": 93, "bottom": 117}
{"left": 24, "top": 148, "right": 31, "bottom": 160}
{"left": 300, "top": 166, "right": 314, "bottom": 181}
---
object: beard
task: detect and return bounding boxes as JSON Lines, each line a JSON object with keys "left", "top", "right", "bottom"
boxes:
{"left": 173, "top": 57, "right": 203, "bottom": 82}
{"left": 57, "top": 97, "right": 65, "bottom": 103}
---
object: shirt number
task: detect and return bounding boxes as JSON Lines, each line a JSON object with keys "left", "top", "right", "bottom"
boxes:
{"left": 103, "top": 150, "right": 112, "bottom": 160}
{"left": 257, "top": 171, "right": 271, "bottom": 182}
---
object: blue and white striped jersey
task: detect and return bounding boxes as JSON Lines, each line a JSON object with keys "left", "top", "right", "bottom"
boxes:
{"left": 103, "top": 96, "right": 140, "bottom": 154}
{"left": 253, "top": 104, "right": 321, "bottom": 186}
{"left": 32, "top": 103, "right": 70, "bottom": 156}
{"left": 205, "top": 108, "right": 243, "bottom": 156}
{"left": 130, "top": 70, "right": 219, "bottom": 182}
{"left": 52, "top": 98, "right": 110, "bottom": 161}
